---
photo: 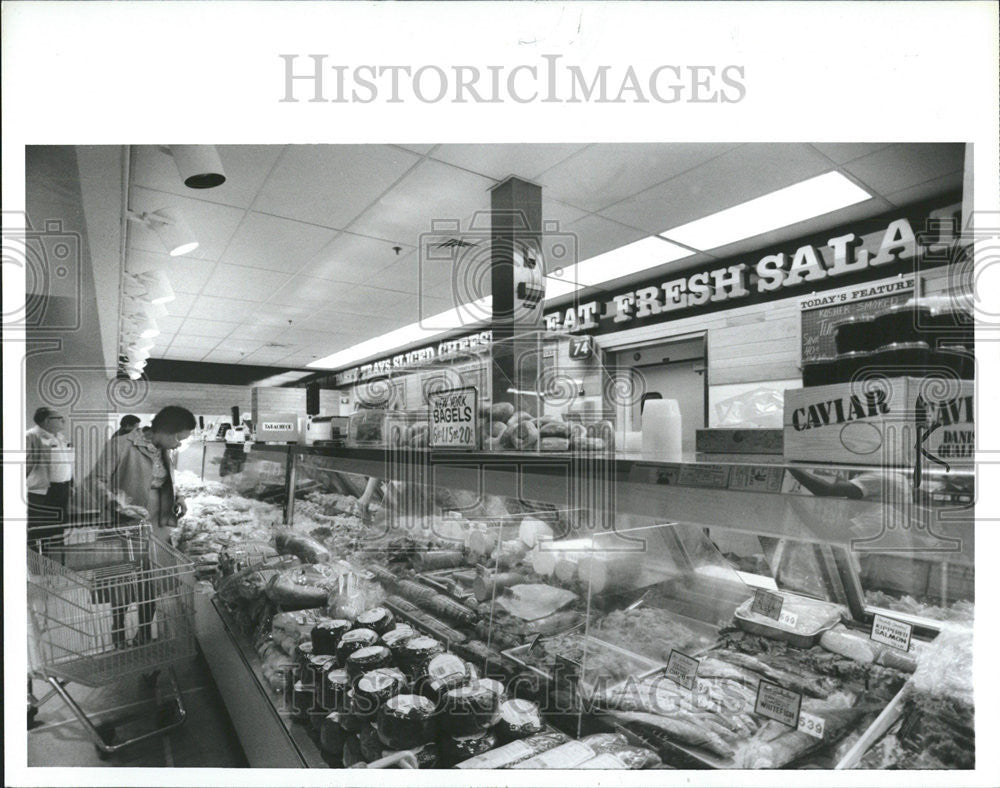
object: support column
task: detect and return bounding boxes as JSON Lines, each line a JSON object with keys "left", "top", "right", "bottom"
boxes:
{"left": 489, "top": 177, "right": 545, "bottom": 414}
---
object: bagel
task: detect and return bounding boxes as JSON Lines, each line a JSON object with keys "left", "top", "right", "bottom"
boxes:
{"left": 509, "top": 419, "right": 539, "bottom": 450}
{"left": 539, "top": 421, "right": 571, "bottom": 439}
{"left": 491, "top": 402, "right": 516, "bottom": 422}
{"left": 506, "top": 411, "right": 533, "bottom": 430}
{"left": 540, "top": 437, "right": 570, "bottom": 452}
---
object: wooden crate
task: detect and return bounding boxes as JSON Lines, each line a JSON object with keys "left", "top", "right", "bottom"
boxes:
{"left": 783, "top": 377, "right": 973, "bottom": 466}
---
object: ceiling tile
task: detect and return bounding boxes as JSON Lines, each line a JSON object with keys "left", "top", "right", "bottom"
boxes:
{"left": 394, "top": 144, "right": 437, "bottom": 156}
{"left": 124, "top": 249, "right": 215, "bottom": 294}
{"left": 168, "top": 334, "right": 222, "bottom": 350}
{"left": 254, "top": 145, "right": 422, "bottom": 229}
{"left": 844, "top": 144, "right": 965, "bottom": 197}
{"left": 219, "top": 212, "right": 338, "bottom": 274}
{"left": 185, "top": 294, "right": 260, "bottom": 321}
{"left": 431, "top": 143, "right": 586, "bottom": 181}
{"left": 217, "top": 337, "right": 266, "bottom": 355}
{"left": 160, "top": 348, "right": 208, "bottom": 361}
{"left": 127, "top": 186, "right": 246, "bottom": 261}
{"left": 598, "top": 144, "right": 832, "bottom": 236}
{"left": 201, "top": 263, "right": 292, "bottom": 301}
{"left": 154, "top": 314, "right": 185, "bottom": 333}
{"left": 266, "top": 275, "right": 343, "bottom": 307}
{"left": 226, "top": 323, "right": 289, "bottom": 342}
{"left": 884, "top": 170, "right": 964, "bottom": 209}
{"left": 202, "top": 350, "right": 250, "bottom": 364}
{"left": 130, "top": 145, "right": 284, "bottom": 209}
{"left": 161, "top": 290, "right": 197, "bottom": 317}
{"left": 811, "top": 143, "right": 895, "bottom": 164}
{"left": 241, "top": 348, "right": 294, "bottom": 365}
{"left": 180, "top": 317, "right": 240, "bottom": 338}
{"left": 299, "top": 230, "right": 412, "bottom": 284}
{"left": 560, "top": 214, "right": 650, "bottom": 265}
{"left": 350, "top": 158, "right": 495, "bottom": 246}
{"left": 538, "top": 143, "right": 739, "bottom": 213}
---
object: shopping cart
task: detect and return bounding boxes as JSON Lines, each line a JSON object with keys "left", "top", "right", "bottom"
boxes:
{"left": 27, "top": 523, "right": 197, "bottom": 757}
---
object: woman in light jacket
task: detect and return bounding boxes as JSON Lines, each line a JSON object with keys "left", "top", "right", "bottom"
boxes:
{"left": 82, "top": 405, "right": 195, "bottom": 645}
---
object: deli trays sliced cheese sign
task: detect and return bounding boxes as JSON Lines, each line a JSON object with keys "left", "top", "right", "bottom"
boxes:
{"left": 754, "top": 680, "right": 802, "bottom": 728}
{"left": 870, "top": 613, "right": 913, "bottom": 651}
{"left": 428, "top": 387, "right": 478, "bottom": 449}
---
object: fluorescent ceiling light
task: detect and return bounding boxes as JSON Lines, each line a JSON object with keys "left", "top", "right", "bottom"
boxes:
{"left": 308, "top": 297, "right": 493, "bottom": 370}
{"left": 659, "top": 171, "right": 871, "bottom": 251}
{"left": 545, "top": 236, "right": 693, "bottom": 295}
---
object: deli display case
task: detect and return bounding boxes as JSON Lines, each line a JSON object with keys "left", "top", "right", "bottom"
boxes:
{"left": 176, "top": 436, "right": 974, "bottom": 770}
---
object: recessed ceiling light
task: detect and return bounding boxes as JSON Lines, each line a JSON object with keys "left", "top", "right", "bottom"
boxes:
{"left": 658, "top": 171, "right": 872, "bottom": 252}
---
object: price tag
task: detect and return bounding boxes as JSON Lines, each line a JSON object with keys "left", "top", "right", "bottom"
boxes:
{"left": 797, "top": 711, "right": 825, "bottom": 739}
{"left": 665, "top": 650, "right": 699, "bottom": 691}
{"left": 778, "top": 610, "right": 799, "bottom": 628}
{"left": 751, "top": 588, "right": 784, "bottom": 621}
{"left": 870, "top": 613, "right": 913, "bottom": 651}
{"left": 754, "top": 680, "right": 802, "bottom": 728}
{"left": 428, "top": 386, "right": 478, "bottom": 449}
{"left": 554, "top": 655, "right": 582, "bottom": 688}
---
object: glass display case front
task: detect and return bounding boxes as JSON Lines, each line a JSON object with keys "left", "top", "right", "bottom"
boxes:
{"left": 172, "top": 433, "right": 973, "bottom": 770}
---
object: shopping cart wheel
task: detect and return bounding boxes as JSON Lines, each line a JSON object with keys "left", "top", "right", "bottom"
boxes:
{"left": 95, "top": 723, "right": 117, "bottom": 760}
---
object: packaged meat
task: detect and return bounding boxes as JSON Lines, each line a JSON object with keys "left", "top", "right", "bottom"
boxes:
{"left": 322, "top": 669, "right": 352, "bottom": 713}
{"left": 512, "top": 733, "right": 630, "bottom": 769}
{"left": 577, "top": 745, "right": 662, "bottom": 769}
{"left": 274, "top": 530, "right": 331, "bottom": 564}
{"left": 354, "top": 606, "right": 396, "bottom": 635}
{"left": 358, "top": 723, "right": 385, "bottom": 762}
{"left": 272, "top": 609, "right": 326, "bottom": 652}
{"left": 294, "top": 640, "right": 315, "bottom": 680}
{"left": 311, "top": 618, "right": 352, "bottom": 656}
{"left": 305, "top": 653, "right": 337, "bottom": 690}
{"left": 454, "top": 730, "right": 571, "bottom": 769}
{"left": 441, "top": 730, "right": 497, "bottom": 767}
{"left": 340, "top": 691, "right": 367, "bottom": 732}
{"left": 335, "top": 628, "right": 380, "bottom": 667}
{"left": 440, "top": 682, "right": 501, "bottom": 736}
{"left": 320, "top": 711, "right": 347, "bottom": 754}
{"left": 734, "top": 592, "right": 845, "bottom": 647}
{"left": 345, "top": 645, "right": 392, "bottom": 684}
{"left": 496, "top": 584, "right": 578, "bottom": 621}
{"left": 353, "top": 667, "right": 407, "bottom": 720}
{"left": 266, "top": 564, "right": 342, "bottom": 609}
{"left": 416, "top": 653, "right": 477, "bottom": 701}
{"left": 495, "top": 699, "right": 544, "bottom": 742}
{"left": 292, "top": 680, "right": 315, "bottom": 720}
{"left": 376, "top": 694, "right": 437, "bottom": 750}
{"left": 398, "top": 635, "right": 446, "bottom": 679}
{"left": 380, "top": 624, "right": 417, "bottom": 657}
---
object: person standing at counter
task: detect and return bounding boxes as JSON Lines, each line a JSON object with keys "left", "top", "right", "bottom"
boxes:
{"left": 110, "top": 414, "right": 141, "bottom": 439}
{"left": 26, "top": 407, "right": 73, "bottom": 549}
{"left": 81, "top": 405, "right": 195, "bottom": 645}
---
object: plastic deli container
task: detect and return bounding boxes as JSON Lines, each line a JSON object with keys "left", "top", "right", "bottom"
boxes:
{"left": 869, "top": 342, "right": 931, "bottom": 377}
{"left": 833, "top": 351, "right": 872, "bottom": 384}
{"left": 733, "top": 593, "right": 845, "bottom": 648}
{"left": 833, "top": 316, "right": 880, "bottom": 355}
{"left": 801, "top": 357, "right": 838, "bottom": 387}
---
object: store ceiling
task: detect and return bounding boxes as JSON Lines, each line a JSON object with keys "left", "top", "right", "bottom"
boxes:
{"left": 123, "top": 142, "right": 965, "bottom": 370}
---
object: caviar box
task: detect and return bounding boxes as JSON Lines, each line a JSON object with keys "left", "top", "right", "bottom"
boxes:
{"left": 783, "top": 377, "right": 973, "bottom": 466}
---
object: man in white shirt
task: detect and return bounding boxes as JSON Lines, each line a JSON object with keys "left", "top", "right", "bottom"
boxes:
{"left": 26, "top": 407, "right": 73, "bottom": 547}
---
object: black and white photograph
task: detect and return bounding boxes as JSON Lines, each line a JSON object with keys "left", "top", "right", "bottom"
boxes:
{"left": 4, "top": 3, "right": 998, "bottom": 787}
